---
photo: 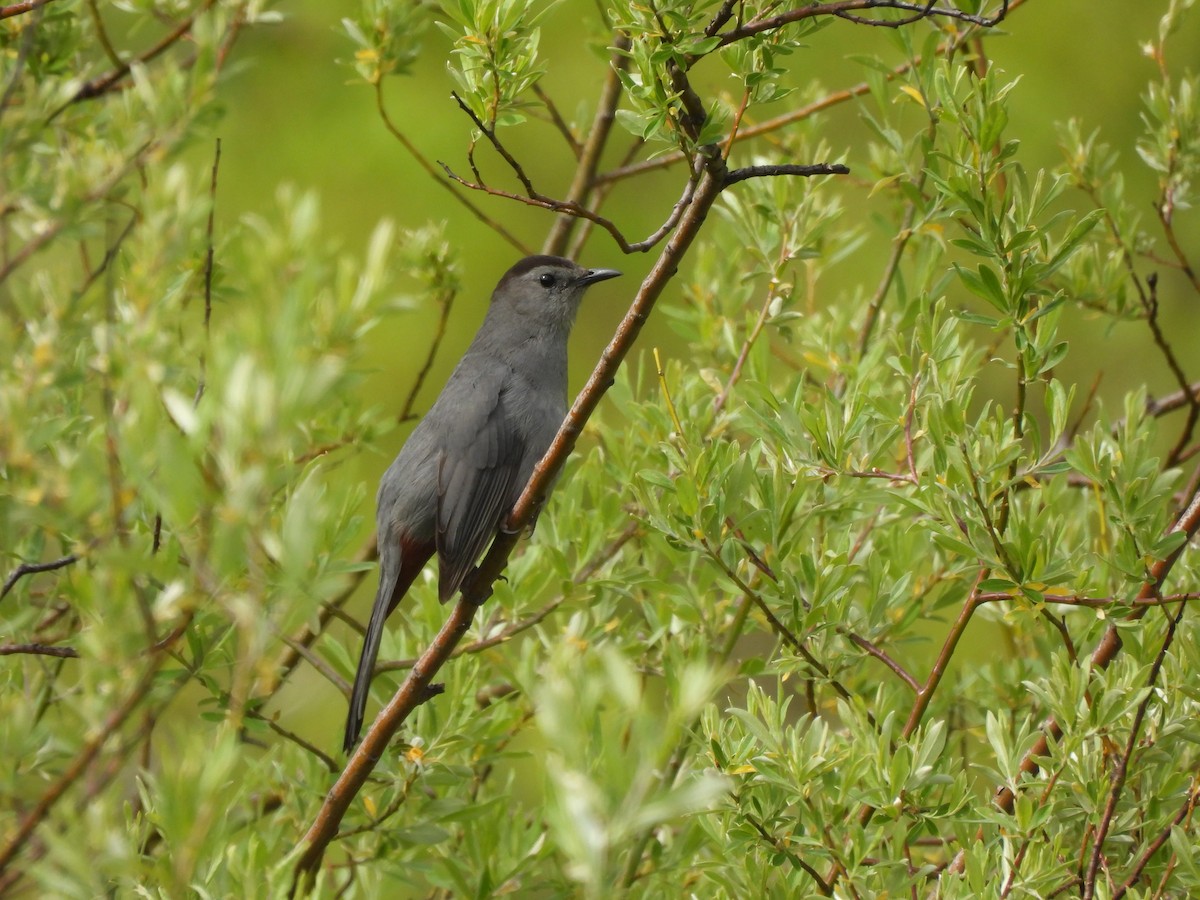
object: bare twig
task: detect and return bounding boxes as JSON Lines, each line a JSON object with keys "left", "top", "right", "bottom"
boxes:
{"left": 441, "top": 156, "right": 703, "bottom": 255}
{"left": 713, "top": 0, "right": 1007, "bottom": 47}
{"left": 0, "top": 643, "right": 79, "bottom": 658}
{"left": 1, "top": 555, "right": 79, "bottom": 601}
{"left": 0, "top": 141, "right": 155, "bottom": 285}
{"left": 0, "top": 631, "right": 182, "bottom": 875}
{"left": 724, "top": 162, "right": 850, "bottom": 185}
{"left": 398, "top": 282, "right": 457, "bottom": 424}
{"left": 374, "top": 81, "right": 529, "bottom": 254}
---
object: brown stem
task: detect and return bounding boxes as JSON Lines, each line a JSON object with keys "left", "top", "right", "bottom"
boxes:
{"left": 542, "top": 32, "right": 631, "bottom": 257}
{"left": 0, "top": 0, "right": 57, "bottom": 20}
{"left": 1, "top": 555, "right": 79, "bottom": 601}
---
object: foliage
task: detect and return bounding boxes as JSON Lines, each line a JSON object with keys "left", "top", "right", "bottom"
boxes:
{"left": 3, "top": 0, "right": 1200, "bottom": 897}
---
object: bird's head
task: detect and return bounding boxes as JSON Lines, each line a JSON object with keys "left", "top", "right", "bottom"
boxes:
{"left": 491, "top": 255, "right": 621, "bottom": 332}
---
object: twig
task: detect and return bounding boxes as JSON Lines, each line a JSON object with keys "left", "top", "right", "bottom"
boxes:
{"left": 267, "top": 538, "right": 378, "bottom": 694}
{"left": 0, "top": 0, "right": 56, "bottom": 20}
{"left": 741, "top": 802, "right": 833, "bottom": 895}
{"left": 254, "top": 712, "right": 339, "bottom": 774}
{"left": 724, "top": 163, "right": 850, "bottom": 185}
{"left": 0, "top": 140, "right": 155, "bottom": 285}
{"left": 531, "top": 84, "right": 581, "bottom": 158}
{"left": 84, "top": 0, "right": 122, "bottom": 67}
{"left": 398, "top": 281, "right": 456, "bottom": 423}
{"left": 0, "top": 643, "right": 79, "bottom": 658}
{"left": 1113, "top": 780, "right": 1200, "bottom": 899}
{"left": 440, "top": 156, "right": 703, "bottom": 255}
{"left": 0, "top": 640, "right": 176, "bottom": 875}
{"left": 714, "top": 277, "right": 779, "bottom": 415}
{"left": 195, "top": 138, "right": 220, "bottom": 405}
{"left": 280, "top": 636, "right": 350, "bottom": 696}
{"left": 290, "top": 595, "right": 476, "bottom": 895}
{"left": 713, "top": 0, "right": 1007, "bottom": 47}
{"left": 1, "top": 555, "right": 79, "bottom": 601}
{"left": 374, "top": 81, "right": 529, "bottom": 255}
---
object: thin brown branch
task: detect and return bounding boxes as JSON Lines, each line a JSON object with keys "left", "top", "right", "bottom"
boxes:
{"left": 724, "top": 162, "right": 850, "bottom": 185}
{"left": 267, "top": 537, "right": 377, "bottom": 693}
{"left": 1, "top": 555, "right": 79, "bottom": 601}
{"left": 740, "top": 801, "right": 833, "bottom": 895}
{"left": 1113, "top": 779, "right": 1200, "bottom": 900}
{"left": 281, "top": 635, "right": 350, "bottom": 696}
{"left": 0, "top": 643, "right": 79, "bottom": 658}
{"left": 0, "top": 0, "right": 56, "bottom": 20}
{"left": 85, "top": 0, "right": 123, "bottom": 67}
{"left": 440, "top": 156, "right": 703, "bottom": 255}
{"left": 713, "top": 277, "right": 780, "bottom": 415}
{"left": 846, "top": 633, "right": 920, "bottom": 692}
{"left": 531, "top": 83, "right": 582, "bottom": 158}
{"left": 451, "top": 91, "right": 538, "bottom": 195}
{"left": 714, "top": 0, "right": 1007, "bottom": 47}
{"left": 858, "top": 196, "right": 920, "bottom": 356}
{"left": 290, "top": 596, "right": 475, "bottom": 895}
{"left": 0, "top": 626, "right": 182, "bottom": 876}
{"left": 194, "top": 137, "right": 220, "bottom": 405}
{"left": 1141, "top": 274, "right": 1200, "bottom": 466}
{"left": 374, "top": 81, "right": 529, "bottom": 255}
{"left": 398, "top": 283, "right": 457, "bottom": 424}
{"left": 0, "top": 140, "right": 154, "bottom": 285}
{"left": 1156, "top": 206, "right": 1200, "bottom": 295}
{"left": 976, "top": 590, "right": 1200, "bottom": 609}
{"left": 254, "top": 712, "right": 339, "bottom": 774}
{"left": 542, "top": 31, "right": 631, "bottom": 256}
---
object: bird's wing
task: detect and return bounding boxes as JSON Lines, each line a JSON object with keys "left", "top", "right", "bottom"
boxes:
{"left": 434, "top": 372, "right": 523, "bottom": 602}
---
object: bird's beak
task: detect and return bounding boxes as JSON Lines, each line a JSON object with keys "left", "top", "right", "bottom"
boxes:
{"left": 577, "top": 268, "right": 622, "bottom": 287}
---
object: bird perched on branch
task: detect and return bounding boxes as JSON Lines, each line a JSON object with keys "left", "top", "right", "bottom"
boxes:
{"left": 343, "top": 255, "right": 621, "bottom": 752}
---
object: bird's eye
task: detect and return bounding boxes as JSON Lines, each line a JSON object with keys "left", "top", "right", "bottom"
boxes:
{"left": 539, "top": 273, "right": 556, "bottom": 288}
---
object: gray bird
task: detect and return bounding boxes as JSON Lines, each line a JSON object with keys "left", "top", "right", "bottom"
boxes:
{"left": 344, "top": 255, "right": 621, "bottom": 751}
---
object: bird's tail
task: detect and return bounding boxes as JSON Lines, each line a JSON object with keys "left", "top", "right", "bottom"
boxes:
{"left": 343, "top": 587, "right": 392, "bottom": 753}
{"left": 343, "top": 539, "right": 430, "bottom": 753}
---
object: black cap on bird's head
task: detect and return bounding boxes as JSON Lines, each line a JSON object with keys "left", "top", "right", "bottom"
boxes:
{"left": 490, "top": 255, "right": 621, "bottom": 326}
